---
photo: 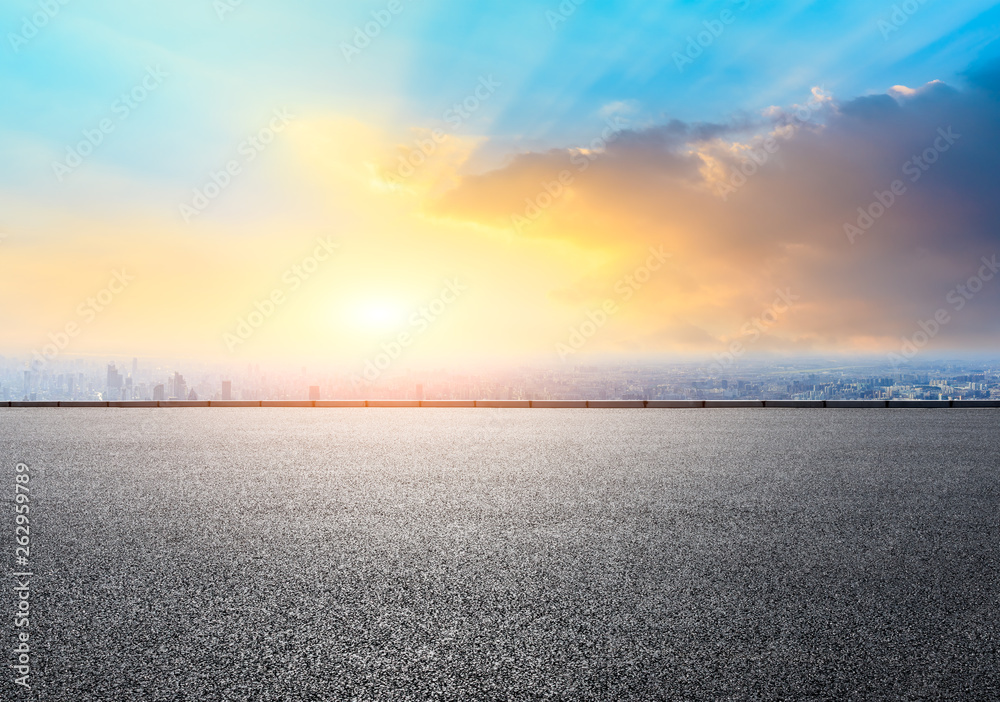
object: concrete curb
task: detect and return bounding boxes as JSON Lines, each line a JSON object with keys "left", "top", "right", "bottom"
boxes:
{"left": 587, "top": 401, "right": 646, "bottom": 408}
{"left": 1, "top": 400, "right": 995, "bottom": 409}
{"left": 647, "top": 401, "right": 705, "bottom": 408}
{"left": 704, "top": 401, "right": 765, "bottom": 408}
{"left": 827, "top": 401, "right": 888, "bottom": 408}
{"left": 888, "top": 400, "right": 952, "bottom": 408}
{"left": 530, "top": 401, "right": 588, "bottom": 408}
{"left": 764, "top": 401, "right": 826, "bottom": 408}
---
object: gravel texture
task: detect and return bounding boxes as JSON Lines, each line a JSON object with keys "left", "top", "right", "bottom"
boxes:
{"left": 1, "top": 409, "right": 998, "bottom": 700}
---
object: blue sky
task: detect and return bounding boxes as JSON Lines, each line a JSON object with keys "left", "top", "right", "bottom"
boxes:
{"left": 4, "top": 0, "right": 998, "bottom": 172}
{"left": 2, "top": 1, "right": 1000, "bottom": 362}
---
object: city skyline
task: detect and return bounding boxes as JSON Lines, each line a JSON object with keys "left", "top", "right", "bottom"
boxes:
{"left": 5, "top": 353, "right": 1000, "bottom": 404}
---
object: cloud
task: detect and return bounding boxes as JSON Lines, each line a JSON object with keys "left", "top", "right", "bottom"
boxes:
{"left": 598, "top": 100, "right": 638, "bottom": 118}
{"left": 423, "top": 57, "right": 1000, "bottom": 356}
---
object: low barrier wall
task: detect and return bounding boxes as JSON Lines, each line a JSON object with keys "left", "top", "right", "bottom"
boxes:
{"left": 2, "top": 400, "right": 998, "bottom": 409}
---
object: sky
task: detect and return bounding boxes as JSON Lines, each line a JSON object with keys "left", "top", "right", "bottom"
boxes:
{"left": 1, "top": 0, "right": 999, "bottom": 371}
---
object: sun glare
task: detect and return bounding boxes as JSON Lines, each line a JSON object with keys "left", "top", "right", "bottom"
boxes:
{"left": 351, "top": 300, "right": 406, "bottom": 331}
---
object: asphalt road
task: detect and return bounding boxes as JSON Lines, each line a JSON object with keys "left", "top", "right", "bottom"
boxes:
{"left": 1, "top": 409, "right": 997, "bottom": 700}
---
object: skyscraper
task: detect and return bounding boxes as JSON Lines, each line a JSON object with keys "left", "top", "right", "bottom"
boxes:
{"left": 153, "top": 384, "right": 165, "bottom": 402}
{"left": 309, "top": 385, "right": 320, "bottom": 401}
{"left": 106, "top": 364, "right": 123, "bottom": 401}
{"left": 222, "top": 380, "right": 232, "bottom": 402}
{"left": 170, "top": 372, "right": 187, "bottom": 401}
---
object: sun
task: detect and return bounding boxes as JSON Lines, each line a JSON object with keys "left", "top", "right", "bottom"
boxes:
{"left": 350, "top": 300, "right": 407, "bottom": 332}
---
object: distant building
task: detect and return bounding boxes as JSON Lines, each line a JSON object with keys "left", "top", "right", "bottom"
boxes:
{"left": 416, "top": 384, "right": 424, "bottom": 401}
{"left": 309, "top": 385, "right": 320, "bottom": 401}
{"left": 106, "top": 364, "right": 123, "bottom": 401}
{"left": 188, "top": 389, "right": 198, "bottom": 401}
{"left": 153, "top": 384, "right": 165, "bottom": 402}
{"left": 222, "top": 380, "right": 232, "bottom": 402}
{"left": 171, "top": 372, "right": 187, "bottom": 402}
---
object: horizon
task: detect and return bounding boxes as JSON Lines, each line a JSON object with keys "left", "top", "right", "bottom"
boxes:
{"left": 5, "top": 352, "right": 999, "bottom": 404}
